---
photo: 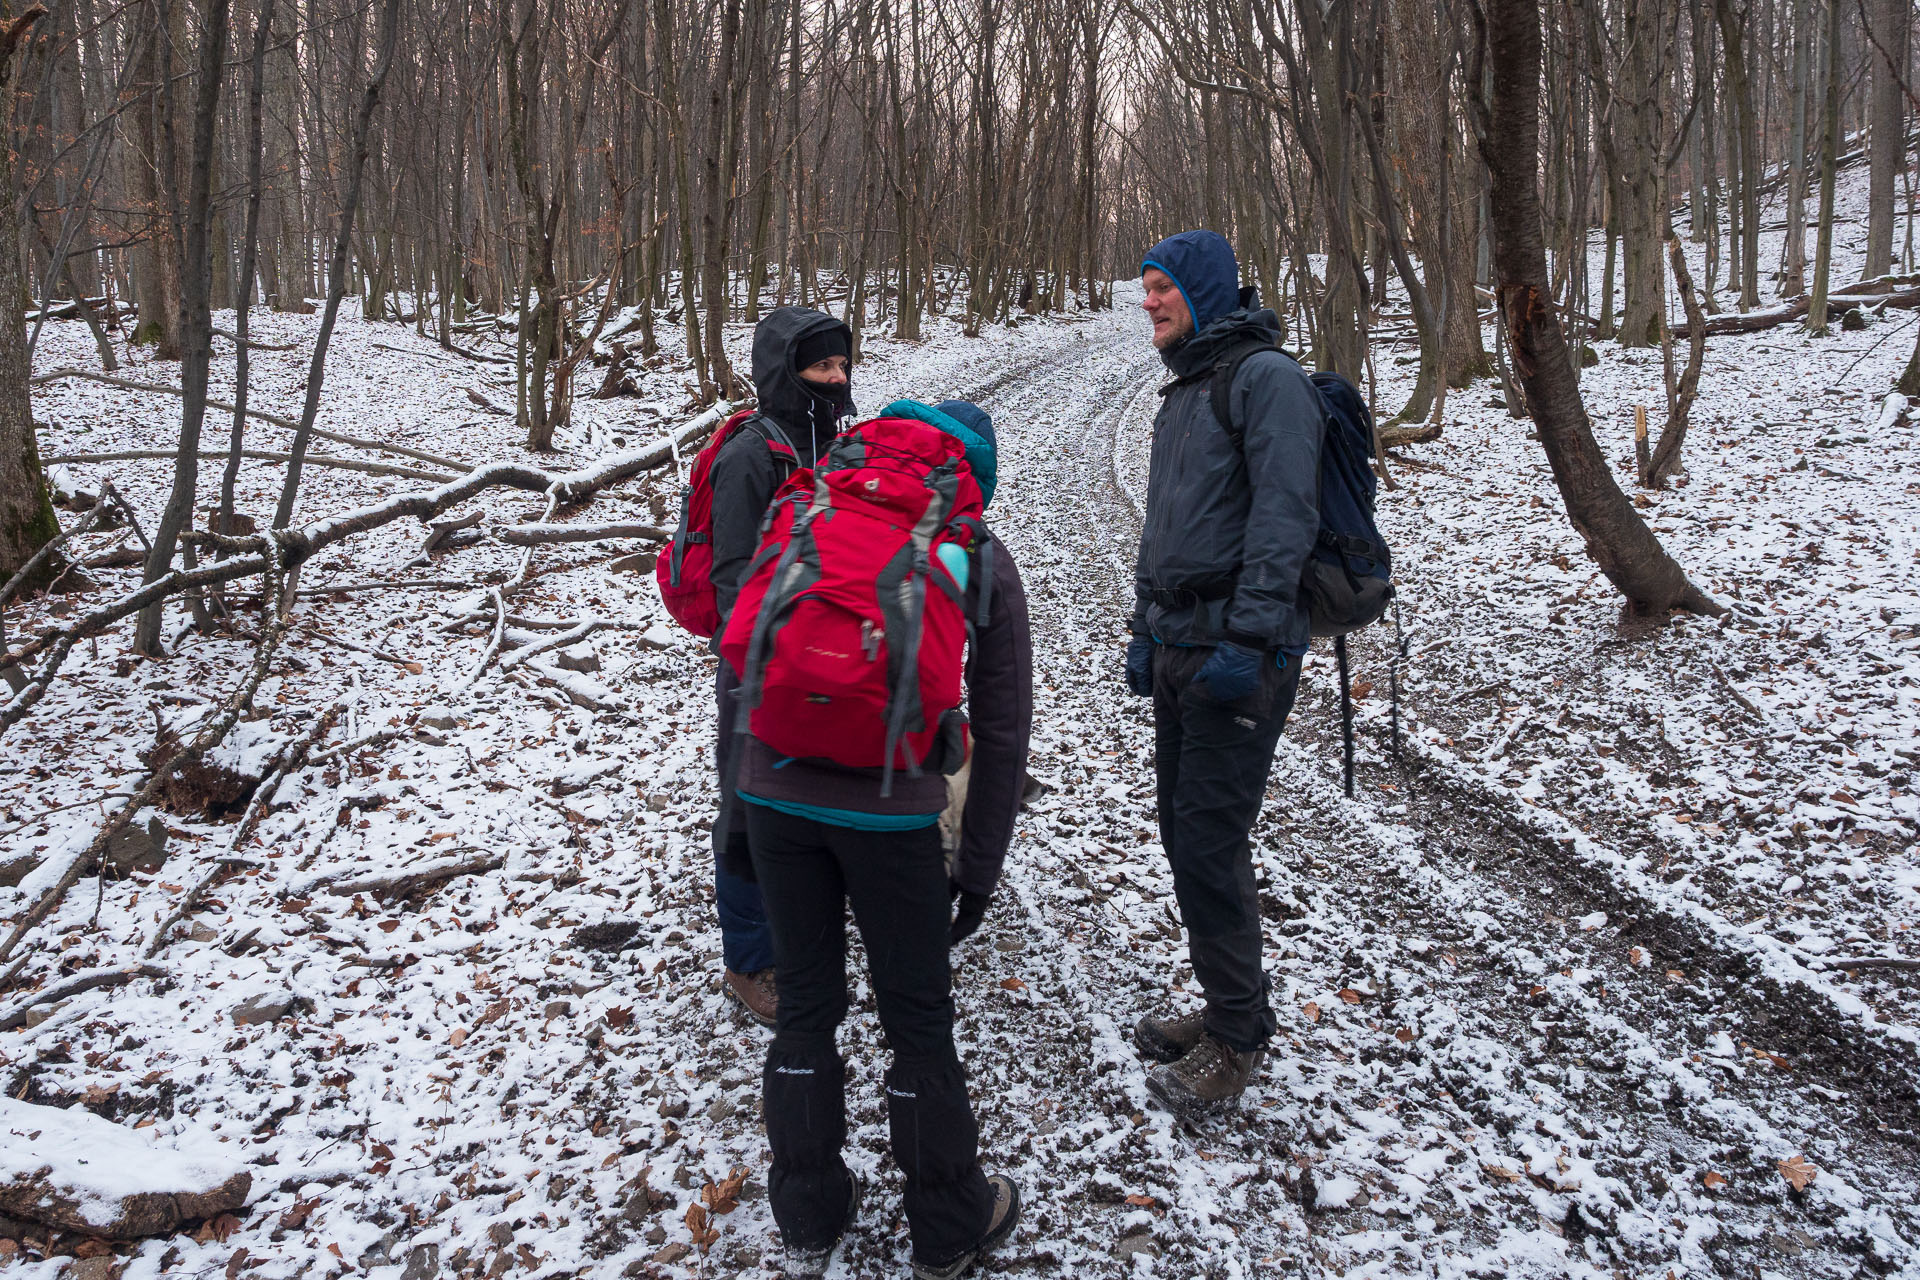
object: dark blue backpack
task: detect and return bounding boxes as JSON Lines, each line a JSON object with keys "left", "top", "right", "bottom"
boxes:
{"left": 1207, "top": 348, "right": 1394, "bottom": 637}
{"left": 1209, "top": 345, "right": 1399, "bottom": 797}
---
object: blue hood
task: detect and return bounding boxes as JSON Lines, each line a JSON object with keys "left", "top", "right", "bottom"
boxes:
{"left": 1142, "top": 230, "right": 1241, "bottom": 335}
{"left": 880, "top": 398, "right": 999, "bottom": 508}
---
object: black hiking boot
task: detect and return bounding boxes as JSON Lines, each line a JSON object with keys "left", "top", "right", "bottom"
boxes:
{"left": 910, "top": 1175, "right": 1021, "bottom": 1280}
{"left": 1133, "top": 1008, "right": 1207, "bottom": 1064}
{"left": 1145, "top": 1033, "right": 1264, "bottom": 1120}
{"left": 782, "top": 1170, "right": 861, "bottom": 1278}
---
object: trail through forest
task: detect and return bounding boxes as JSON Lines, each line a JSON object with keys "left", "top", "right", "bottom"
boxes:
{"left": 8, "top": 276, "right": 1920, "bottom": 1278}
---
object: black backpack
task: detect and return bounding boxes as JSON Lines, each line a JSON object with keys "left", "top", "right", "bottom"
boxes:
{"left": 1208, "top": 342, "right": 1401, "bottom": 797}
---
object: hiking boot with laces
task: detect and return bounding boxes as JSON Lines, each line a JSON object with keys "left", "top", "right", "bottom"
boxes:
{"left": 1145, "top": 1033, "right": 1264, "bottom": 1120}
{"left": 910, "top": 1174, "right": 1021, "bottom": 1280}
{"left": 783, "top": 1170, "right": 861, "bottom": 1278}
{"left": 724, "top": 967, "right": 778, "bottom": 1028}
{"left": 1133, "top": 1008, "right": 1207, "bottom": 1064}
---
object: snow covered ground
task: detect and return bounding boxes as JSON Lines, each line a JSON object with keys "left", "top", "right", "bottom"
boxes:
{"left": 5, "top": 159, "right": 1918, "bottom": 1279}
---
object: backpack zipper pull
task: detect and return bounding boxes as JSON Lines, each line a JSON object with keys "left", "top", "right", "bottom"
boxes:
{"left": 861, "top": 619, "right": 883, "bottom": 662}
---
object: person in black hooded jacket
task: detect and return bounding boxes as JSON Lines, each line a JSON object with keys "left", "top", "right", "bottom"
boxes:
{"left": 704, "top": 306, "right": 856, "bottom": 1028}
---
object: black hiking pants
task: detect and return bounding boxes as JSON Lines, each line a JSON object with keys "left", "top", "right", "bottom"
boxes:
{"left": 746, "top": 806, "right": 994, "bottom": 1265}
{"left": 1151, "top": 643, "right": 1300, "bottom": 1053}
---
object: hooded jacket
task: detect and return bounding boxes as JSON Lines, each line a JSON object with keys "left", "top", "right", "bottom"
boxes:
{"left": 708, "top": 307, "right": 854, "bottom": 623}
{"left": 1132, "top": 233, "right": 1324, "bottom": 653}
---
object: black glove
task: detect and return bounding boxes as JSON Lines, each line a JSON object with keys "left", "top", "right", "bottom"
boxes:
{"left": 949, "top": 883, "right": 990, "bottom": 944}
{"left": 1124, "top": 637, "right": 1155, "bottom": 698}
{"left": 1193, "top": 640, "right": 1263, "bottom": 702}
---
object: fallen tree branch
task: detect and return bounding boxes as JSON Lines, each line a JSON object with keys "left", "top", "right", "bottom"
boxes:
{"left": 0, "top": 544, "right": 290, "bottom": 962}
{"left": 211, "top": 325, "right": 297, "bottom": 351}
{"left": 498, "top": 618, "right": 652, "bottom": 669}
{"left": 0, "top": 401, "right": 734, "bottom": 679}
{"left": 0, "top": 963, "right": 167, "bottom": 1032}
{"left": 1378, "top": 423, "right": 1443, "bottom": 449}
{"left": 31, "top": 366, "right": 472, "bottom": 472}
{"left": 316, "top": 848, "right": 505, "bottom": 900}
{"left": 47, "top": 449, "right": 457, "bottom": 484}
{"left": 145, "top": 703, "right": 344, "bottom": 957}
{"left": 1806, "top": 955, "right": 1920, "bottom": 972}
{"left": 1673, "top": 283, "right": 1920, "bottom": 338}
{"left": 495, "top": 520, "right": 669, "bottom": 546}
{"left": 420, "top": 510, "right": 484, "bottom": 558}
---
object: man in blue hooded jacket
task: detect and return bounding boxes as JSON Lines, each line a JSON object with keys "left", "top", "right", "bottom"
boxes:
{"left": 1124, "top": 230, "right": 1324, "bottom": 1118}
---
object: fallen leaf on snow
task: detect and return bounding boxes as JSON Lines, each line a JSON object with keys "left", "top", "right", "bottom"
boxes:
{"left": 1481, "top": 1163, "right": 1525, "bottom": 1182}
{"left": 999, "top": 977, "right": 1026, "bottom": 991}
{"left": 703, "top": 1165, "right": 751, "bottom": 1215}
{"left": 1124, "top": 1194, "right": 1157, "bottom": 1208}
{"left": 1778, "top": 1155, "right": 1818, "bottom": 1192}
{"left": 196, "top": 1214, "right": 242, "bottom": 1244}
{"left": 1337, "top": 989, "right": 1363, "bottom": 1004}
{"left": 448, "top": 1027, "right": 469, "bottom": 1047}
{"left": 1302, "top": 1002, "right": 1320, "bottom": 1023}
{"left": 1702, "top": 1171, "right": 1728, "bottom": 1189}
{"left": 685, "top": 1202, "right": 719, "bottom": 1251}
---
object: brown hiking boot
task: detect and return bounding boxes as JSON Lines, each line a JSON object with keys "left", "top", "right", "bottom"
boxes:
{"left": 1145, "top": 1033, "right": 1264, "bottom": 1120}
{"left": 911, "top": 1175, "right": 1020, "bottom": 1280}
{"left": 1133, "top": 1008, "right": 1207, "bottom": 1064}
{"left": 724, "top": 967, "right": 777, "bottom": 1028}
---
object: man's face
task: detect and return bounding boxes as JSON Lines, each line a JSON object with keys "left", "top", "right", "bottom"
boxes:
{"left": 1142, "top": 268, "right": 1192, "bottom": 350}
{"left": 798, "top": 354, "right": 850, "bottom": 387}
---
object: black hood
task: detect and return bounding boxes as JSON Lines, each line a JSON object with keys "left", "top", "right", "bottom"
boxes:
{"left": 751, "top": 306, "right": 855, "bottom": 465}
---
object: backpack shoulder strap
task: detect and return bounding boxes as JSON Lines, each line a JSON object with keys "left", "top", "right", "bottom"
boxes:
{"left": 737, "top": 412, "right": 800, "bottom": 464}
{"left": 1206, "top": 340, "right": 1289, "bottom": 452}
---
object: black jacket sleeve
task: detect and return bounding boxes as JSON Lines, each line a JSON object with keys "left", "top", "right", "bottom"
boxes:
{"left": 1223, "top": 352, "right": 1323, "bottom": 646}
{"left": 707, "top": 428, "right": 783, "bottom": 625}
{"left": 951, "top": 540, "right": 1034, "bottom": 897}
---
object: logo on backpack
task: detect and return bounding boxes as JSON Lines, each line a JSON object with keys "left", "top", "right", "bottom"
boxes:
{"left": 719, "top": 417, "right": 991, "bottom": 796}
{"left": 655, "top": 409, "right": 798, "bottom": 638}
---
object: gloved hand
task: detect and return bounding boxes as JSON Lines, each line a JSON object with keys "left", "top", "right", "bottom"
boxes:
{"left": 949, "top": 882, "right": 990, "bottom": 944}
{"left": 1124, "top": 637, "right": 1155, "bottom": 697}
{"left": 1193, "top": 640, "right": 1264, "bottom": 702}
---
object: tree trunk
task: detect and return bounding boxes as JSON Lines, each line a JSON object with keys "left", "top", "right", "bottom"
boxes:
{"left": 0, "top": 5, "right": 57, "bottom": 588}
{"left": 1782, "top": 0, "right": 1812, "bottom": 295}
{"left": 1806, "top": 0, "right": 1842, "bottom": 335}
{"left": 1864, "top": 0, "right": 1908, "bottom": 281}
{"left": 1715, "top": 0, "right": 1762, "bottom": 309}
{"left": 124, "top": 0, "right": 183, "bottom": 358}
{"left": 1477, "top": 0, "right": 1721, "bottom": 617}
{"left": 133, "top": 0, "right": 231, "bottom": 654}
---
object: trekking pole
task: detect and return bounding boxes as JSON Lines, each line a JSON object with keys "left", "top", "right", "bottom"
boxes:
{"left": 1335, "top": 633, "right": 1355, "bottom": 799}
{"left": 1389, "top": 598, "right": 1406, "bottom": 767}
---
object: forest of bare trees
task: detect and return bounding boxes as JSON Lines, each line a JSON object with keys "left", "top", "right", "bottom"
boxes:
{"left": 1, "top": 0, "right": 1915, "bottom": 620}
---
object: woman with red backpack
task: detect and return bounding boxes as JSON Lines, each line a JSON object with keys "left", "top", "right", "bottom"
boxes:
{"left": 658, "top": 306, "right": 857, "bottom": 1028}
{"left": 718, "top": 397, "right": 1030, "bottom": 1279}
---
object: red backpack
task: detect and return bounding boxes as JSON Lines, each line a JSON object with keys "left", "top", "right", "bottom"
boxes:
{"left": 656, "top": 409, "right": 799, "bottom": 637}
{"left": 718, "top": 417, "right": 991, "bottom": 795}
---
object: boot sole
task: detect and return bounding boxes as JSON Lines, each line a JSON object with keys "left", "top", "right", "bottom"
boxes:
{"left": 911, "top": 1176, "right": 1020, "bottom": 1280}
{"left": 1144, "top": 1069, "right": 1246, "bottom": 1121}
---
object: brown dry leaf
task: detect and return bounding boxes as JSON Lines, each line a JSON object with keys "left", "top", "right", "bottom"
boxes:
{"left": 327, "top": 1243, "right": 344, "bottom": 1259}
{"left": 604, "top": 1006, "right": 634, "bottom": 1030}
{"left": 1337, "top": 988, "right": 1364, "bottom": 1004}
{"left": 1123, "top": 1194, "right": 1157, "bottom": 1208}
{"left": 225, "top": 1246, "right": 252, "bottom": 1280}
{"left": 480, "top": 999, "right": 511, "bottom": 1026}
{"left": 704, "top": 1165, "right": 751, "bottom": 1216}
{"left": 73, "top": 1238, "right": 112, "bottom": 1258}
{"left": 999, "top": 977, "right": 1026, "bottom": 991}
{"left": 1755, "top": 1049, "right": 1791, "bottom": 1071}
{"left": 196, "top": 1213, "right": 242, "bottom": 1244}
{"left": 1702, "top": 1171, "right": 1728, "bottom": 1189}
{"left": 0, "top": 1240, "right": 17, "bottom": 1257}
{"left": 82, "top": 1083, "right": 120, "bottom": 1105}
{"left": 601, "top": 1151, "right": 623, "bottom": 1169}
{"left": 279, "top": 1198, "right": 320, "bottom": 1231}
{"left": 1350, "top": 680, "right": 1374, "bottom": 700}
{"left": 377, "top": 919, "right": 401, "bottom": 933}
{"left": 1777, "top": 1155, "right": 1818, "bottom": 1192}
{"left": 403, "top": 662, "right": 424, "bottom": 676}
{"left": 1481, "top": 1163, "right": 1525, "bottom": 1183}
{"left": 425, "top": 832, "right": 457, "bottom": 843}
{"left": 1302, "top": 1002, "right": 1320, "bottom": 1023}
{"left": 1394, "top": 1027, "right": 1415, "bottom": 1044}
{"left": 1629, "top": 948, "right": 1646, "bottom": 966}
{"left": 684, "top": 1202, "right": 720, "bottom": 1252}
{"left": 448, "top": 1027, "right": 469, "bottom": 1047}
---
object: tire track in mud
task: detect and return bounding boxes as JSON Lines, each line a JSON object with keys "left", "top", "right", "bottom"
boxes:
{"left": 930, "top": 311, "right": 1920, "bottom": 1278}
